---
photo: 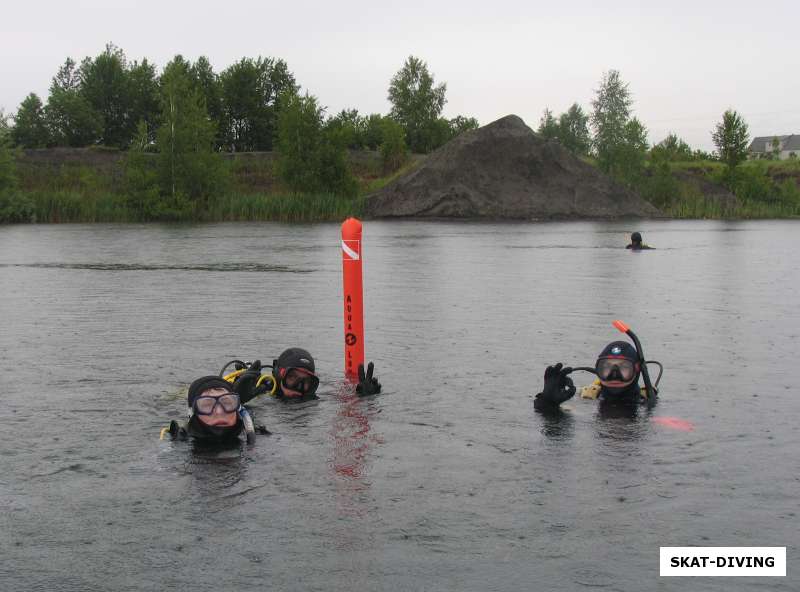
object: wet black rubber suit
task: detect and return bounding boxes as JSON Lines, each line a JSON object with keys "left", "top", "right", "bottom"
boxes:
{"left": 626, "top": 231, "right": 654, "bottom": 250}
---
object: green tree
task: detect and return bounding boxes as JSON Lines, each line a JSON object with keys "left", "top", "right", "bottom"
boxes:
{"left": 363, "top": 113, "right": 386, "bottom": 150}
{"left": 52, "top": 58, "right": 82, "bottom": 93}
{"left": 558, "top": 103, "right": 590, "bottom": 156}
{"left": 123, "top": 119, "right": 160, "bottom": 219}
{"left": 642, "top": 159, "right": 680, "bottom": 210}
{"left": 276, "top": 92, "right": 322, "bottom": 192}
{"left": 614, "top": 117, "right": 649, "bottom": 186}
{"left": 45, "top": 89, "right": 102, "bottom": 147}
{"left": 156, "top": 57, "right": 228, "bottom": 214}
{"left": 591, "top": 70, "right": 632, "bottom": 174}
{"left": 770, "top": 136, "right": 781, "bottom": 160}
{"left": 127, "top": 58, "right": 161, "bottom": 143}
{"left": 44, "top": 58, "right": 101, "bottom": 146}
{"left": 537, "top": 108, "right": 559, "bottom": 140}
{"left": 591, "top": 70, "right": 649, "bottom": 185}
{"left": 651, "top": 133, "right": 693, "bottom": 162}
{"left": 427, "top": 117, "right": 454, "bottom": 150}
{"left": 693, "top": 148, "right": 715, "bottom": 161}
{"left": 0, "top": 132, "right": 34, "bottom": 223}
{"left": 0, "top": 133, "right": 17, "bottom": 193}
{"left": 325, "top": 109, "right": 366, "bottom": 150}
{"left": 712, "top": 109, "right": 749, "bottom": 171}
{"left": 276, "top": 92, "right": 356, "bottom": 196}
{"left": 318, "top": 126, "right": 359, "bottom": 197}
{"left": 79, "top": 44, "right": 136, "bottom": 147}
{"left": 379, "top": 118, "right": 408, "bottom": 173}
{"left": 449, "top": 115, "right": 479, "bottom": 137}
{"left": 219, "top": 57, "right": 297, "bottom": 151}
{"left": 190, "top": 56, "right": 223, "bottom": 145}
{"left": 388, "top": 56, "right": 447, "bottom": 153}
{"left": 0, "top": 109, "right": 10, "bottom": 141}
{"left": 11, "top": 93, "right": 50, "bottom": 148}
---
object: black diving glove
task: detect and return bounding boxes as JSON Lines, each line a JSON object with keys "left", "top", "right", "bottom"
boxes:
{"left": 534, "top": 363, "right": 575, "bottom": 409}
{"left": 356, "top": 362, "right": 381, "bottom": 396}
{"left": 233, "top": 359, "right": 263, "bottom": 404}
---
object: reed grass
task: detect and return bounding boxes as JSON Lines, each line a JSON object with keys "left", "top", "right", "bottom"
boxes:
{"left": 665, "top": 193, "right": 799, "bottom": 219}
{"left": 7, "top": 151, "right": 800, "bottom": 224}
{"left": 27, "top": 190, "right": 132, "bottom": 223}
{"left": 204, "top": 192, "right": 365, "bottom": 222}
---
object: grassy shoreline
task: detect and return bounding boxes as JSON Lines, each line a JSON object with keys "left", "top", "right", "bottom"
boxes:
{"left": 659, "top": 160, "right": 800, "bottom": 219}
{"left": 4, "top": 150, "right": 800, "bottom": 223}
{"left": 4, "top": 149, "right": 428, "bottom": 223}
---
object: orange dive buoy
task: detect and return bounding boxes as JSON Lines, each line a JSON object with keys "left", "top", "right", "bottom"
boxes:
{"left": 341, "top": 217, "right": 365, "bottom": 379}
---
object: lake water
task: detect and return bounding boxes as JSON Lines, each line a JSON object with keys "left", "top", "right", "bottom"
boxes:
{"left": 1, "top": 220, "right": 798, "bottom": 591}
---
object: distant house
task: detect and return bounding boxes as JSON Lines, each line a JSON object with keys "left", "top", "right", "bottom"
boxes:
{"left": 748, "top": 135, "right": 800, "bottom": 160}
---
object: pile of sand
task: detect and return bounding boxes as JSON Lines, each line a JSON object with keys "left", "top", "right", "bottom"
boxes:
{"left": 365, "top": 115, "right": 662, "bottom": 219}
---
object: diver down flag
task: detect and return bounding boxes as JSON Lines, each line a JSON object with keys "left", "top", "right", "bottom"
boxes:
{"left": 342, "top": 240, "right": 360, "bottom": 261}
{"left": 341, "top": 218, "right": 364, "bottom": 378}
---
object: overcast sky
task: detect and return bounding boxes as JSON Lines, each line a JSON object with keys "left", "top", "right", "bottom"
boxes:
{"left": 2, "top": 0, "right": 798, "bottom": 150}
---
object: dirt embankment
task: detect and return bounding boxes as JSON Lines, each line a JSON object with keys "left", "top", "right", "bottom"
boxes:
{"left": 673, "top": 170, "right": 738, "bottom": 210}
{"left": 15, "top": 147, "right": 390, "bottom": 194}
{"left": 364, "top": 114, "right": 663, "bottom": 219}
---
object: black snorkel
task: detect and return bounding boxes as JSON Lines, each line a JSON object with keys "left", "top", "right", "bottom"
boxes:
{"left": 612, "top": 320, "right": 655, "bottom": 400}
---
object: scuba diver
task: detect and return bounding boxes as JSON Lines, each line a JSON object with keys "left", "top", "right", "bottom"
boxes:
{"left": 162, "top": 348, "right": 381, "bottom": 444}
{"left": 224, "top": 348, "right": 321, "bottom": 404}
{"left": 534, "top": 321, "right": 662, "bottom": 412}
{"left": 221, "top": 348, "right": 382, "bottom": 404}
{"left": 626, "top": 231, "right": 654, "bottom": 250}
{"left": 162, "top": 375, "right": 266, "bottom": 444}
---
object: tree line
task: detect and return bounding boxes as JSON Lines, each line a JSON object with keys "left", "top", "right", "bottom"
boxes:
{"left": 4, "top": 50, "right": 796, "bottom": 221}
{"left": 7, "top": 46, "right": 476, "bottom": 155}
{"left": 535, "top": 71, "right": 718, "bottom": 176}
{"left": 6, "top": 45, "right": 756, "bottom": 190}
{"left": 547, "top": 71, "right": 797, "bottom": 213}
{"left": 2, "top": 47, "right": 480, "bottom": 218}
{"left": 534, "top": 69, "right": 785, "bottom": 211}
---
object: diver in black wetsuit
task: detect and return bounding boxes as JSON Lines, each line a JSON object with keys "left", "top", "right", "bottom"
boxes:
{"left": 626, "top": 231, "right": 654, "bottom": 250}
{"left": 229, "top": 348, "right": 321, "bottom": 404}
{"left": 165, "top": 350, "right": 381, "bottom": 445}
{"left": 534, "top": 323, "right": 661, "bottom": 412}
{"left": 166, "top": 375, "right": 265, "bottom": 444}
{"left": 226, "top": 348, "right": 382, "bottom": 404}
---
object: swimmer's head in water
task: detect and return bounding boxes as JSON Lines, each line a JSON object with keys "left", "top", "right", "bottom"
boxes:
{"left": 187, "top": 376, "right": 242, "bottom": 438}
{"left": 596, "top": 341, "right": 640, "bottom": 394}
{"left": 273, "top": 348, "right": 319, "bottom": 399}
{"left": 631, "top": 231, "right": 642, "bottom": 245}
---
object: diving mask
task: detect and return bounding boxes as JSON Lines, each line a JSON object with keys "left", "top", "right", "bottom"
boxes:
{"left": 193, "top": 392, "right": 240, "bottom": 415}
{"left": 280, "top": 367, "right": 319, "bottom": 397}
{"left": 596, "top": 358, "right": 637, "bottom": 382}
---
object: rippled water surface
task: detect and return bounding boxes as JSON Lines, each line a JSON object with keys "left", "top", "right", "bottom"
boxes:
{"left": 1, "top": 220, "right": 798, "bottom": 591}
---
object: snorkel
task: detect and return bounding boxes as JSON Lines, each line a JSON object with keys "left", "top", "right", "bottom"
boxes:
{"left": 566, "top": 320, "right": 662, "bottom": 400}
{"left": 612, "top": 320, "right": 655, "bottom": 399}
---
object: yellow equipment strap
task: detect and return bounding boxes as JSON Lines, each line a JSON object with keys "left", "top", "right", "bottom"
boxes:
{"left": 223, "top": 368, "right": 277, "bottom": 396}
{"left": 223, "top": 369, "right": 245, "bottom": 383}
{"left": 257, "top": 374, "right": 278, "bottom": 396}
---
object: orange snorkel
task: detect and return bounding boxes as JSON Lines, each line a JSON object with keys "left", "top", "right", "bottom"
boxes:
{"left": 558, "top": 321, "right": 661, "bottom": 402}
